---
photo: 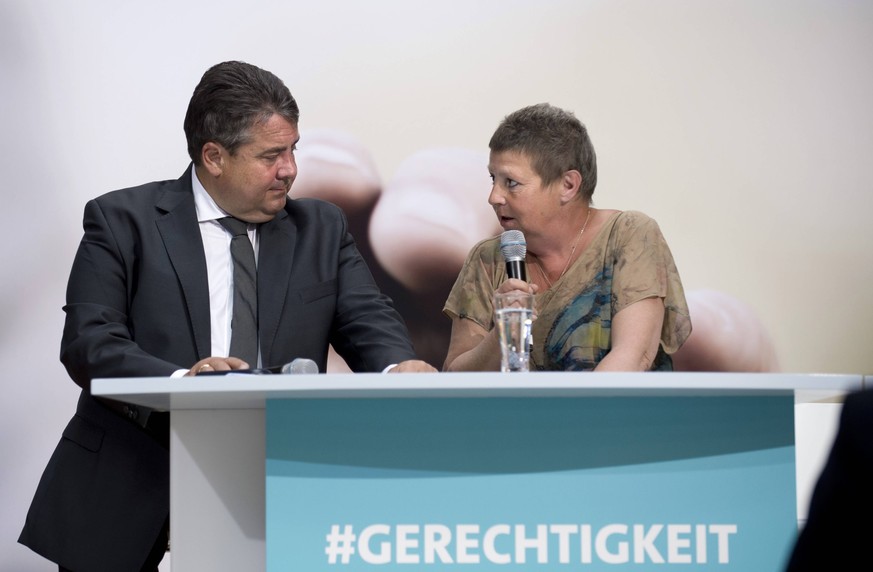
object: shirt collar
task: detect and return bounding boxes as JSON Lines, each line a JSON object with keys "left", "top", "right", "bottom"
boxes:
{"left": 191, "top": 167, "right": 230, "bottom": 223}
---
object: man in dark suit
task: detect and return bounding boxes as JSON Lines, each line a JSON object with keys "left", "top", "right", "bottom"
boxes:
{"left": 784, "top": 387, "right": 873, "bottom": 571}
{"left": 18, "top": 60, "right": 435, "bottom": 572}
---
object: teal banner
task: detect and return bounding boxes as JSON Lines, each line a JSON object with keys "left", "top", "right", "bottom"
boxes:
{"left": 266, "top": 396, "right": 796, "bottom": 570}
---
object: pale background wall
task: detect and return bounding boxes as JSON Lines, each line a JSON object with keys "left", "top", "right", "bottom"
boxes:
{"left": 2, "top": 0, "right": 871, "bottom": 568}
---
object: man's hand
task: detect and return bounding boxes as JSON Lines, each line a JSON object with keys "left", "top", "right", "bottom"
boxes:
{"left": 389, "top": 360, "right": 438, "bottom": 373}
{"left": 185, "top": 357, "right": 251, "bottom": 376}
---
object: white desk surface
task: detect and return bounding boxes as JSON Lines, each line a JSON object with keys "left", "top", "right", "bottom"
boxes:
{"left": 91, "top": 371, "right": 866, "bottom": 572}
{"left": 92, "top": 371, "right": 865, "bottom": 410}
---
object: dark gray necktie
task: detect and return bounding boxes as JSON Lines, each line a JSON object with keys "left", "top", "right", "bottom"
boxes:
{"left": 218, "top": 217, "right": 258, "bottom": 366}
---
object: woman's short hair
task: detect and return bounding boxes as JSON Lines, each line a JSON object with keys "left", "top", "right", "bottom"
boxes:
{"left": 489, "top": 103, "right": 597, "bottom": 201}
{"left": 184, "top": 61, "right": 300, "bottom": 165}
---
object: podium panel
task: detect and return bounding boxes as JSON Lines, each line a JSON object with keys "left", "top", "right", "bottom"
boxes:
{"left": 266, "top": 396, "right": 796, "bottom": 570}
{"left": 90, "top": 372, "right": 866, "bottom": 572}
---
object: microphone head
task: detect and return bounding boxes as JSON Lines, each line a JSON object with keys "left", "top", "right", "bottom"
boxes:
{"left": 281, "top": 358, "right": 319, "bottom": 375}
{"left": 500, "top": 230, "right": 527, "bottom": 262}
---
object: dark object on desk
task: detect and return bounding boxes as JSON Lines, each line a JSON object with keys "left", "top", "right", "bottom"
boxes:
{"left": 784, "top": 387, "right": 873, "bottom": 571}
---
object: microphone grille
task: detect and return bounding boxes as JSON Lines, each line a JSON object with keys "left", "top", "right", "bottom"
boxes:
{"left": 281, "top": 358, "right": 319, "bottom": 375}
{"left": 499, "top": 230, "right": 527, "bottom": 261}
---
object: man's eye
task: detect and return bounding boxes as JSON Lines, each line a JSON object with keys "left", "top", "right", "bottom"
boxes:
{"left": 506, "top": 179, "right": 519, "bottom": 189}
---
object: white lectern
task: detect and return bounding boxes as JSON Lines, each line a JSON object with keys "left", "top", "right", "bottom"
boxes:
{"left": 92, "top": 372, "right": 863, "bottom": 571}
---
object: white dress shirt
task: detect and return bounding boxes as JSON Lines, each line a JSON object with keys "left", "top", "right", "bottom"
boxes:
{"left": 181, "top": 169, "right": 395, "bottom": 374}
{"left": 170, "top": 169, "right": 261, "bottom": 375}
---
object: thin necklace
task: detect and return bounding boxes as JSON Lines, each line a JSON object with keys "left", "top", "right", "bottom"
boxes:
{"left": 534, "top": 208, "right": 592, "bottom": 288}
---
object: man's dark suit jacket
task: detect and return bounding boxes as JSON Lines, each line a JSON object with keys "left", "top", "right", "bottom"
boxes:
{"left": 784, "top": 387, "right": 873, "bottom": 571}
{"left": 19, "top": 166, "right": 418, "bottom": 571}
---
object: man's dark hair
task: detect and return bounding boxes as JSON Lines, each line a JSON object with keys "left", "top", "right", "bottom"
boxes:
{"left": 184, "top": 61, "right": 300, "bottom": 165}
{"left": 489, "top": 103, "right": 598, "bottom": 202}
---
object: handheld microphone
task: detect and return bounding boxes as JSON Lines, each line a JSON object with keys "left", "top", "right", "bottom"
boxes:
{"left": 280, "top": 357, "right": 319, "bottom": 375}
{"left": 500, "top": 230, "right": 527, "bottom": 281}
{"left": 196, "top": 357, "right": 319, "bottom": 375}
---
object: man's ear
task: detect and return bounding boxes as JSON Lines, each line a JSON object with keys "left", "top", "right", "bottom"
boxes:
{"left": 201, "top": 142, "right": 225, "bottom": 177}
{"left": 559, "top": 170, "right": 583, "bottom": 204}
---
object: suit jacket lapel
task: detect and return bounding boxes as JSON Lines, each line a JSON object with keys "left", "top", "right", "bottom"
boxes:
{"left": 155, "top": 166, "right": 212, "bottom": 360}
{"left": 257, "top": 208, "right": 296, "bottom": 367}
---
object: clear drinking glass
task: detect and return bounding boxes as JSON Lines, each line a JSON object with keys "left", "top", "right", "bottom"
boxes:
{"left": 493, "top": 292, "right": 534, "bottom": 372}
